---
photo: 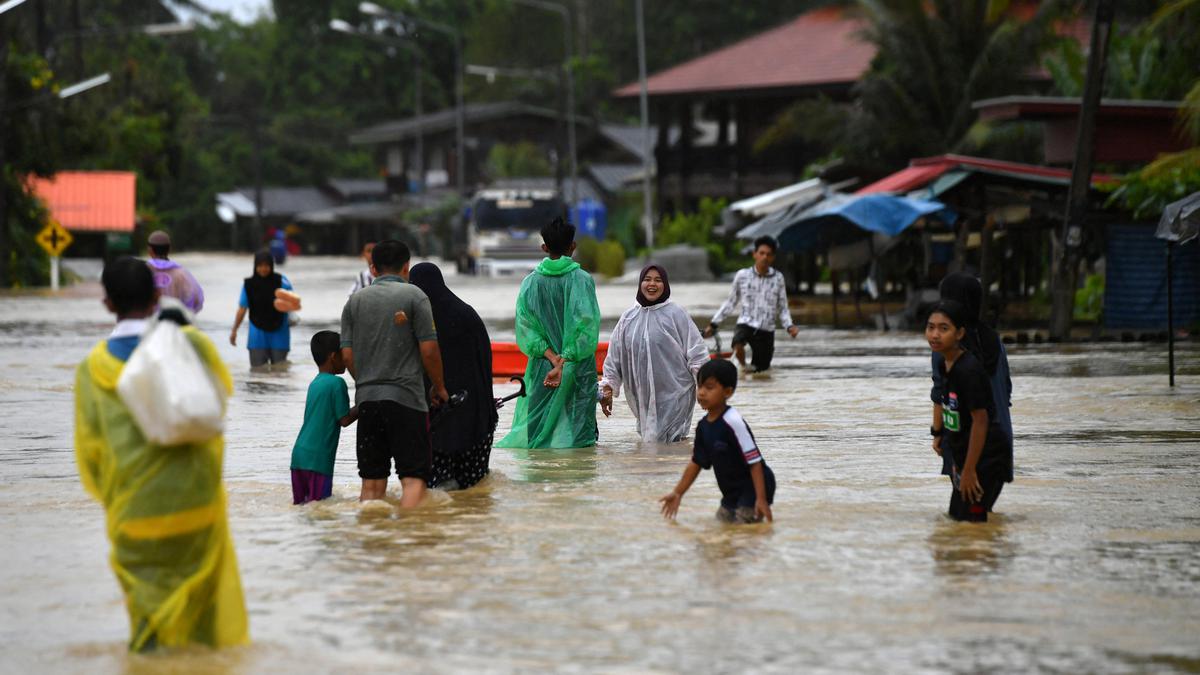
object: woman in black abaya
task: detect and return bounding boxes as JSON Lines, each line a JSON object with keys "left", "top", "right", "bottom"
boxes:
{"left": 410, "top": 262, "right": 498, "bottom": 490}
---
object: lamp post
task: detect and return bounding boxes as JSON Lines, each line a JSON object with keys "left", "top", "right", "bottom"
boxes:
{"left": 330, "top": 17, "right": 425, "bottom": 193}
{"left": 510, "top": 0, "right": 577, "bottom": 206}
{"left": 635, "top": 0, "right": 653, "bottom": 247}
{"left": 0, "top": 0, "right": 29, "bottom": 16}
{"left": 359, "top": 2, "right": 466, "bottom": 199}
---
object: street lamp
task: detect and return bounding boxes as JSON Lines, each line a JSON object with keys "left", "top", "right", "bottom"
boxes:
{"left": 358, "top": 2, "right": 467, "bottom": 199}
{"left": 57, "top": 72, "right": 110, "bottom": 99}
{"left": 510, "top": 0, "right": 577, "bottom": 207}
{"left": 0, "top": 0, "right": 28, "bottom": 16}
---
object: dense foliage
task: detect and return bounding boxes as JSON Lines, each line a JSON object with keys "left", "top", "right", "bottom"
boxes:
{"left": 0, "top": 0, "right": 826, "bottom": 285}
{"left": 2, "top": 0, "right": 1196, "bottom": 287}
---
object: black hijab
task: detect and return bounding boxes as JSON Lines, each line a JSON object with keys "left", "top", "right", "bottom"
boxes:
{"left": 244, "top": 251, "right": 285, "bottom": 332}
{"left": 635, "top": 263, "right": 671, "bottom": 307}
{"left": 939, "top": 272, "right": 1000, "bottom": 376}
{"left": 409, "top": 263, "right": 497, "bottom": 453}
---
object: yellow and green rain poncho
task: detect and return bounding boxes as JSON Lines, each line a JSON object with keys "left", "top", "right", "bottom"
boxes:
{"left": 74, "top": 325, "right": 248, "bottom": 652}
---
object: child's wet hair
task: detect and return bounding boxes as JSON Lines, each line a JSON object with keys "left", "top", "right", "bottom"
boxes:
{"left": 697, "top": 358, "right": 738, "bottom": 392}
{"left": 310, "top": 330, "right": 341, "bottom": 366}
{"left": 541, "top": 216, "right": 576, "bottom": 256}
{"left": 928, "top": 300, "right": 969, "bottom": 329}
{"left": 101, "top": 256, "right": 156, "bottom": 315}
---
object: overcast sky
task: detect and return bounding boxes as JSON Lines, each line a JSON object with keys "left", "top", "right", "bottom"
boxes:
{"left": 190, "top": 0, "right": 274, "bottom": 23}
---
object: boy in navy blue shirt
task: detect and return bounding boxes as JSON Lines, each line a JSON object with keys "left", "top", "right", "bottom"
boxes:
{"left": 660, "top": 359, "right": 775, "bottom": 523}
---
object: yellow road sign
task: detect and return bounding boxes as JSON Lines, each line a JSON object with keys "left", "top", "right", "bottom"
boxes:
{"left": 36, "top": 220, "right": 74, "bottom": 257}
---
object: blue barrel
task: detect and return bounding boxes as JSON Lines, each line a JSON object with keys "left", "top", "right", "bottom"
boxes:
{"left": 572, "top": 199, "right": 607, "bottom": 240}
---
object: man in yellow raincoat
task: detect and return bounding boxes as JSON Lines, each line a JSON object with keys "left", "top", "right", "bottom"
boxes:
{"left": 495, "top": 217, "right": 601, "bottom": 449}
{"left": 75, "top": 257, "right": 248, "bottom": 652}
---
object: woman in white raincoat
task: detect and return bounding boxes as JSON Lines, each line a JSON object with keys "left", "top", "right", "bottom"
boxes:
{"left": 600, "top": 264, "right": 709, "bottom": 442}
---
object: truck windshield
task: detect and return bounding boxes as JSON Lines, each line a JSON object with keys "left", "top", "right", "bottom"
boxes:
{"left": 473, "top": 191, "right": 566, "bottom": 231}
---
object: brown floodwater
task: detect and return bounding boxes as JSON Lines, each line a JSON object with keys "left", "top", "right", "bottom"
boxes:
{"left": 1, "top": 253, "right": 1198, "bottom": 673}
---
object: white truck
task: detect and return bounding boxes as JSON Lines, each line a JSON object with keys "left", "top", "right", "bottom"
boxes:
{"left": 467, "top": 187, "right": 567, "bottom": 277}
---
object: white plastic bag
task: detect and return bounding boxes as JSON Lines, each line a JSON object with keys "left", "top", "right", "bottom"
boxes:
{"left": 116, "top": 310, "right": 227, "bottom": 446}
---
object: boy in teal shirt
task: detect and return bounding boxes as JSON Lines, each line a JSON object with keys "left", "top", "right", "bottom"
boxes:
{"left": 291, "top": 331, "right": 358, "bottom": 503}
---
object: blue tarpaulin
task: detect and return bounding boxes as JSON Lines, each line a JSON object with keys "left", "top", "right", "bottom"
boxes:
{"left": 740, "top": 193, "right": 954, "bottom": 252}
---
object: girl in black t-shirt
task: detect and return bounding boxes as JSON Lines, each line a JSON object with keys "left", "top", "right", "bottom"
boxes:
{"left": 926, "top": 301, "right": 1008, "bottom": 522}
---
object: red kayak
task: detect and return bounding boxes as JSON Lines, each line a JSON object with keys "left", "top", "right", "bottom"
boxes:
{"left": 491, "top": 342, "right": 730, "bottom": 378}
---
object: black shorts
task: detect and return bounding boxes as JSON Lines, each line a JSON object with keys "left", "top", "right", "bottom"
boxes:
{"left": 730, "top": 324, "right": 776, "bottom": 371}
{"left": 356, "top": 401, "right": 432, "bottom": 482}
{"left": 948, "top": 468, "right": 1004, "bottom": 522}
{"left": 719, "top": 463, "right": 776, "bottom": 511}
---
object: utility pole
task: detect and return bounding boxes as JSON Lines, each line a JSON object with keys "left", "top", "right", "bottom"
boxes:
{"left": 635, "top": 0, "right": 653, "bottom": 247}
{"left": 1049, "top": 0, "right": 1113, "bottom": 340}
{"left": 414, "top": 48, "right": 424, "bottom": 193}
{"left": 0, "top": 29, "right": 9, "bottom": 287}
{"left": 252, "top": 116, "right": 264, "bottom": 248}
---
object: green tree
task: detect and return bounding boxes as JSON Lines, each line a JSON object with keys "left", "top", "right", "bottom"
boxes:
{"left": 485, "top": 141, "right": 553, "bottom": 178}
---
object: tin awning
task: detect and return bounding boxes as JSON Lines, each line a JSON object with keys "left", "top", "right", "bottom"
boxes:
{"left": 27, "top": 171, "right": 137, "bottom": 232}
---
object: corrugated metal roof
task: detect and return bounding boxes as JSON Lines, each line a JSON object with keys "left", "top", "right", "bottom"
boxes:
{"left": 856, "top": 154, "right": 1115, "bottom": 195}
{"left": 613, "top": 7, "right": 873, "bottom": 98}
{"left": 219, "top": 187, "right": 338, "bottom": 218}
{"left": 596, "top": 124, "right": 682, "bottom": 162}
{"left": 326, "top": 178, "right": 387, "bottom": 200}
{"left": 28, "top": 171, "right": 136, "bottom": 232}
{"left": 728, "top": 178, "right": 825, "bottom": 218}
{"left": 856, "top": 164, "right": 952, "bottom": 195}
{"left": 348, "top": 102, "right": 560, "bottom": 145}
{"left": 587, "top": 163, "right": 642, "bottom": 193}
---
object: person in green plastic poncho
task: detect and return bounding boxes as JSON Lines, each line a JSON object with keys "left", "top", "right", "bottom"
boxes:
{"left": 75, "top": 258, "right": 248, "bottom": 652}
{"left": 496, "top": 217, "right": 601, "bottom": 449}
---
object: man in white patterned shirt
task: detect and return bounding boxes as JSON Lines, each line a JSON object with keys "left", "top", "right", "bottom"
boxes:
{"left": 703, "top": 235, "right": 798, "bottom": 372}
{"left": 348, "top": 241, "right": 376, "bottom": 297}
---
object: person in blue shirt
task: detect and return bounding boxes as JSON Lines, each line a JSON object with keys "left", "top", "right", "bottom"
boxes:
{"left": 290, "top": 331, "right": 359, "bottom": 504}
{"left": 659, "top": 359, "right": 776, "bottom": 524}
{"left": 230, "top": 250, "right": 294, "bottom": 369}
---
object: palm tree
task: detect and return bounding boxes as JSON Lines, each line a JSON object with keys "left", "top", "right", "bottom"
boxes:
{"left": 757, "top": 0, "right": 1070, "bottom": 173}
{"left": 853, "top": 0, "right": 1070, "bottom": 167}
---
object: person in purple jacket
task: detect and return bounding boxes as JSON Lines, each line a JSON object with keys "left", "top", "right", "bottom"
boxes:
{"left": 146, "top": 230, "right": 205, "bottom": 313}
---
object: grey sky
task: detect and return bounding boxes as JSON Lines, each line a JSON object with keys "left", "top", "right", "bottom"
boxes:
{"left": 188, "top": 0, "right": 273, "bottom": 23}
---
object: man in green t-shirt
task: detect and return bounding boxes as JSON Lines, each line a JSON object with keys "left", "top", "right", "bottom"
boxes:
{"left": 341, "top": 240, "right": 449, "bottom": 506}
{"left": 496, "top": 217, "right": 601, "bottom": 449}
{"left": 290, "top": 331, "right": 358, "bottom": 504}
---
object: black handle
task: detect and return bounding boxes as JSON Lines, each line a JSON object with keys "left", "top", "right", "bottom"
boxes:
{"left": 494, "top": 376, "right": 527, "bottom": 409}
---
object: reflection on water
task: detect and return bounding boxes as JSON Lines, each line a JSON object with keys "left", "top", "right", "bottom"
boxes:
{"left": 510, "top": 446, "right": 599, "bottom": 483}
{"left": 927, "top": 516, "right": 1016, "bottom": 578}
{"left": 1, "top": 253, "right": 1199, "bottom": 672}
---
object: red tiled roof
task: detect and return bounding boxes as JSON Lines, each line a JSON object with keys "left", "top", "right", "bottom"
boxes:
{"left": 613, "top": 7, "right": 873, "bottom": 98}
{"left": 28, "top": 171, "right": 137, "bottom": 232}
{"left": 614, "top": 6, "right": 1090, "bottom": 100}
{"left": 856, "top": 154, "right": 1114, "bottom": 194}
